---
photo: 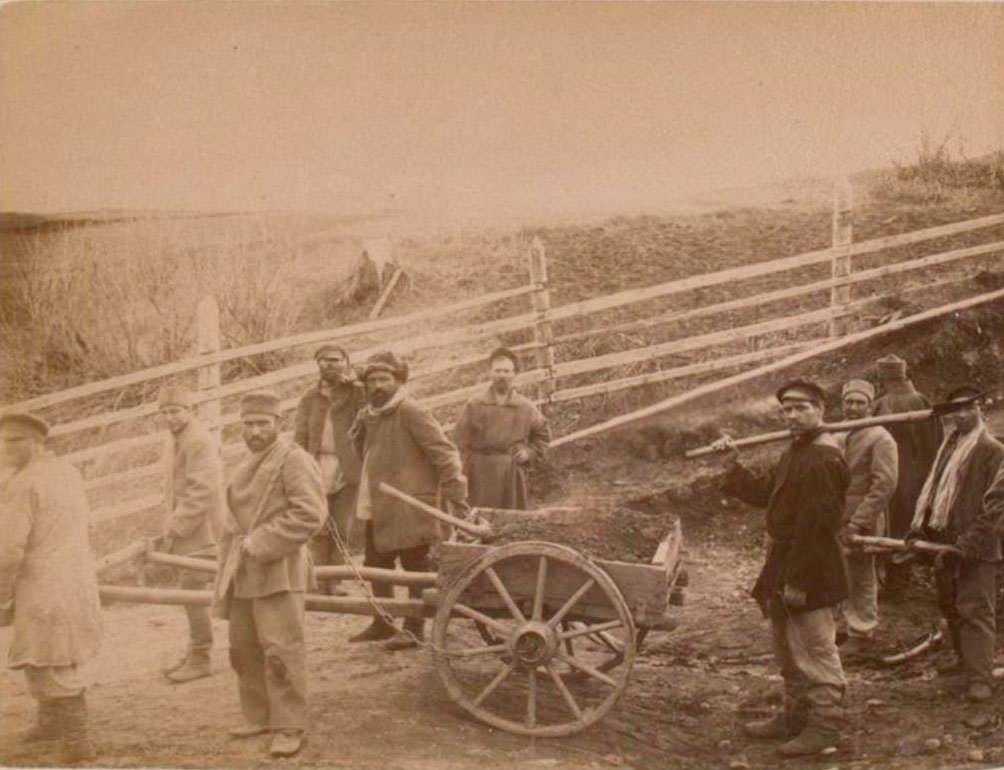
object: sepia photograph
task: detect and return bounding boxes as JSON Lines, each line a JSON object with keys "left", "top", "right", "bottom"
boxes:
{"left": 1, "top": 2, "right": 1003, "bottom": 769}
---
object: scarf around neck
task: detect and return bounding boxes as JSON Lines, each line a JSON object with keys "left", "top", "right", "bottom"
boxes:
{"left": 912, "top": 423, "right": 987, "bottom": 532}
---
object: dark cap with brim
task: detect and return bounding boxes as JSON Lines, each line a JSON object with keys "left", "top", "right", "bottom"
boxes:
{"left": 945, "top": 384, "right": 985, "bottom": 404}
{"left": 776, "top": 378, "right": 826, "bottom": 405}
{"left": 0, "top": 411, "right": 51, "bottom": 439}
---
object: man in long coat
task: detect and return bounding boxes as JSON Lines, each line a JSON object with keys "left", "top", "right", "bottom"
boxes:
{"left": 157, "top": 384, "right": 223, "bottom": 683}
{"left": 294, "top": 344, "right": 366, "bottom": 596}
{"left": 714, "top": 379, "right": 849, "bottom": 757}
{"left": 835, "top": 379, "right": 898, "bottom": 657}
{"left": 454, "top": 347, "right": 550, "bottom": 510}
{"left": 905, "top": 384, "right": 1004, "bottom": 702}
{"left": 872, "top": 354, "right": 941, "bottom": 599}
{"left": 0, "top": 411, "right": 102, "bottom": 765}
{"left": 349, "top": 350, "right": 468, "bottom": 650}
{"left": 212, "top": 390, "right": 326, "bottom": 759}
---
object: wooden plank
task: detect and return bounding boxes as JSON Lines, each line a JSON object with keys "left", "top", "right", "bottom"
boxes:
{"left": 829, "top": 179, "right": 854, "bottom": 337}
{"left": 197, "top": 296, "right": 222, "bottom": 432}
{"left": 551, "top": 283, "right": 1004, "bottom": 448}
{"left": 90, "top": 492, "right": 163, "bottom": 523}
{"left": 528, "top": 236, "right": 557, "bottom": 401}
{"left": 83, "top": 462, "right": 162, "bottom": 492}
{"left": 94, "top": 540, "right": 148, "bottom": 575}
{"left": 368, "top": 267, "right": 404, "bottom": 319}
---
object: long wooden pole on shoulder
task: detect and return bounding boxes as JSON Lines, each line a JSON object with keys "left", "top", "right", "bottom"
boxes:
{"left": 377, "top": 482, "right": 494, "bottom": 539}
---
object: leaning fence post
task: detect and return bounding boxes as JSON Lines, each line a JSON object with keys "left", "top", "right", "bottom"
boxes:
{"left": 527, "top": 237, "right": 556, "bottom": 405}
{"left": 196, "top": 295, "right": 222, "bottom": 434}
{"left": 829, "top": 178, "right": 854, "bottom": 337}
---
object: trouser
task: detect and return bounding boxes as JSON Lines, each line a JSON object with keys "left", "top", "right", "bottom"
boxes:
{"left": 841, "top": 550, "right": 878, "bottom": 639}
{"left": 178, "top": 560, "right": 214, "bottom": 656}
{"left": 935, "top": 559, "right": 997, "bottom": 686}
{"left": 363, "top": 521, "right": 430, "bottom": 601}
{"left": 309, "top": 486, "right": 359, "bottom": 567}
{"left": 768, "top": 597, "right": 846, "bottom": 731}
{"left": 23, "top": 665, "right": 86, "bottom": 702}
{"left": 228, "top": 592, "right": 308, "bottom": 732}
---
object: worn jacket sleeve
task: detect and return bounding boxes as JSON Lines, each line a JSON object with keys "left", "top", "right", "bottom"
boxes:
{"left": 244, "top": 449, "right": 326, "bottom": 562}
{"left": 406, "top": 402, "right": 468, "bottom": 504}
{"left": 527, "top": 405, "right": 551, "bottom": 461}
{"left": 986, "top": 460, "right": 1004, "bottom": 536}
{"left": 0, "top": 481, "right": 35, "bottom": 613}
{"left": 956, "top": 443, "right": 1004, "bottom": 559}
{"left": 722, "top": 463, "right": 773, "bottom": 509}
{"left": 785, "top": 451, "right": 847, "bottom": 592}
{"left": 453, "top": 401, "right": 475, "bottom": 457}
{"left": 293, "top": 393, "right": 310, "bottom": 450}
{"left": 849, "top": 432, "right": 899, "bottom": 533}
{"left": 167, "top": 435, "right": 221, "bottom": 539}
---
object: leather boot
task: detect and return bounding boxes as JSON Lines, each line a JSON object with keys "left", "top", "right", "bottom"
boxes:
{"left": 778, "top": 706, "right": 839, "bottom": 757}
{"left": 385, "top": 617, "right": 424, "bottom": 652}
{"left": 743, "top": 695, "right": 805, "bottom": 740}
{"left": 161, "top": 652, "right": 189, "bottom": 676}
{"left": 166, "top": 650, "right": 212, "bottom": 683}
{"left": 348, "top": 617, "right": 397, "bottom": 643}
{"left": 55, "top": 693, "right": 97, "bottom": 766}
{"left": 21, "top": 700, "right": 59, "bottom": 742}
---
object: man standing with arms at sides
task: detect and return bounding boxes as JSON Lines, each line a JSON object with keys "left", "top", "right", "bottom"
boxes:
{"left": 713, "top": 380, "right": 849, "bottom": 757}
{"left": 294, "top": 344, "right": 366, "bottom": 596}
{"left": 835, "top": 379, "right": 898, "bottom": 658}
{"left": 348, "top": 351, "right": 468, "bottom": 651}
{"left": 157, "top": 384, "right": 223, "bottom": 683}
{"left": 872, "top": 354, "right": 941, "bottom": 600}
{"left": 212, "top": 391, "right": 326, "bottom": 759}
{"left": 905, "top": 385, "right": 1004, "bottom": 702}
{"left": 0, "top": 412, "right": 102, "bottom": 765}
{"left": 454, "top": 347, "right": 551, "bottom": 510}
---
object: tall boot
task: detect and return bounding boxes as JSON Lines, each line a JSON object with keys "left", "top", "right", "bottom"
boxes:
{"left": 20, "top": 699, "right": 59, "bottom": 743}
{"left": 55, "top": 693, "right": 97, "bottom": 766}
{"left": 385, "top": 617, "right": 424, "bottom": 652}
{"left": 743, "top": 695, "right": 805, "bottom": 740}
{"left": 349, "top": 582, "right": 397, "bottom": 643}
{"left": 778, "top": 696, "right": 840, "bottom": 757}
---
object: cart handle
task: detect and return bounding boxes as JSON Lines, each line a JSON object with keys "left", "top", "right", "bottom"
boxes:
{"left": 378, "top": 482, "right": 494, "bottom": 539}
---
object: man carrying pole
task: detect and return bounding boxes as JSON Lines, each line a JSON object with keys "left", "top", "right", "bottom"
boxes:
{"left": 0, "top": 412, "right": 102, "bottom": 765}
{"left": 904, "top": 384, "right": 1004, "bottom": 702}
{"left": 156, "top": 384, "right": 223, "bottom": 683}
{"left": 212, "top": 390, "right": 326, "bottom": 758}
{"left": 711, "top": 379, "right": 849, "bottom": 757}
{"left": 835, "top": 379, "right": 898, "bottom": 658}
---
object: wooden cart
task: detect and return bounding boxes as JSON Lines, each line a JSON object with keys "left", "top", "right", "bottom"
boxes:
{"left": 96, "top": 484, "right": 685, "bottom": 738}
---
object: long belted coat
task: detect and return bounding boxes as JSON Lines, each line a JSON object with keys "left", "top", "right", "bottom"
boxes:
{"left": 163, "top": 419, "right": 224, "bottom": 556}
{"left": 454, "top": 386, "right": 550, "bottom": 510}
{"left": 0, "top": 452, "right": 103, "bottom": 669}
{"left": 723, "top": 431, "right": 850, "bottom": 614}
{"left": 837, "top": 426, "right": 898, "bottom": 535}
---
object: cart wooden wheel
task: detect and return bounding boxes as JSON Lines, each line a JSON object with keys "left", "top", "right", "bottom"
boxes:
{"left": 432, "top": 541, "right": 636, "bottom": 737}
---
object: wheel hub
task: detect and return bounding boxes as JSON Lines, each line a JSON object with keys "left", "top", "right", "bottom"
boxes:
{"left": 509, "top": 622, "right": 558, "bottom": 668}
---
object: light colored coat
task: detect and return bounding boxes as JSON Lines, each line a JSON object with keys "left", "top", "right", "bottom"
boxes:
{"left": 838, "top": 426, "right": 899, "bottom": 534}
{"left": 0, "top": 453, "right": 102, "bottom": 668}
{"left": 164, "top": 419, "right": 223, "bottom": 556}
{"left": 213, "top": 439, "right": 326, "bottom": 618}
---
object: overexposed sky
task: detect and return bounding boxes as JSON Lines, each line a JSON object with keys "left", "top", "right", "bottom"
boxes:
{"left": 1, "top": 1, "right": 1002, "bottom": 218}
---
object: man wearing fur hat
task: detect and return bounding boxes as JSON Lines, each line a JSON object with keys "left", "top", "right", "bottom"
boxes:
{"left": 156, "top": 384, "right": 223, "bottom": 683}
{"left": 454, "top": 347, "right": 550, "bottom": 510}
{"left": 905, "top": 385, "right": 1004, "bottom": 702}
{"left": 835, "top": 379, "right": 898, "bottom": 657}
{"left": 0, "top": 412, "right": 102, "bottom": 764}
{"left": 212, "top": 390, "right": 326, "bottom": 758}
{"left": 872, "top": 354, "right": 941, "bottom": 600}
{"left": 713, "top": 380, "right": 849, "bottom": 757}
{"left": 349, "top": 350, "right": 468, "bottom": 650}
{"left": 294, "top": 344, "right": 366, "bottom": 596}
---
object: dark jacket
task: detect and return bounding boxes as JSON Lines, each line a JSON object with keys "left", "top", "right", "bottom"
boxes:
{"left": 872, "top": 380, "right": 942, "bottom": 537}
{"left": 723, "top": 430, "right": 850, "bottom": 614}
{"left": 293, "top": 378, "right": 366, "bottom": 485}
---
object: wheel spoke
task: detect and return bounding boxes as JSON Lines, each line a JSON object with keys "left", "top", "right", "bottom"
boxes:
{"left": 447, "top": 643, "right": 509, "bottom": 659}
{"left": 472, "top": 662, "right": 514, "bottom": 707}
{"left": 556, "top": 651, "right": 618, "bottom": 687}
{"left": 545, "top": 662, "right": 583, "bottom": 720}
{"left": 452, "top": 602, "right": 512, "bottom": 636}
{"left": 547, "top": 577, "right": 596, "bottom": 628}
{"left": 485, "top": 566, "right": 527, "bottom": 623}
{"left": 532, "top": 556, "right": 548, "bottom": 621}
{"left": 558, "top": 619, "right": 624, "bottom": 642}
{"left": 526, "top": 668, "right": 537, "bottom": 728}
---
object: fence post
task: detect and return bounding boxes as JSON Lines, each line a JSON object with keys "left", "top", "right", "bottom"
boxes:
{"left": 829, "top": 178, "right": 854, "bottom": 337}
{"left": 527, "top": 237, "right": 556, "bottom": 405}
{"left": 196, "top": 295, "right": 222, "bottom": 434}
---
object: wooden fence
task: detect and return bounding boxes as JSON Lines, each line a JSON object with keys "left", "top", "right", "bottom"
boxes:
{"left": 4, "top": 193, "right": 1003, "bottom": 536}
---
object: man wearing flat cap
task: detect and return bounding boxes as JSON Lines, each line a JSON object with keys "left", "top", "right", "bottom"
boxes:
{"left": 905, "top": 384, "right": 1004, "bottom": 702}
{"left": 454, "top": 347, "right": 550, "bottom": 510}
{"left": 835, "top": 379, "right": 898, "bottom": 657}
{"left": 349, "top": 350, "right": 468, "bottom": 650}
{"left": 156, "top": 384, "right": 223, "bottom": 684}
{"left": 871, "top": 354, "right": 941, "bottom": 600}
{"left": 212, "top": 390, "right": 326, "bottom": 758}
{"left": 0, "top": 411, "right": 102, "bottom": 764}
{"left": 713, "top": 379, "right": 849, "bottom": 757}
{"left": 294, "top": 344, "right": 366, "bottom": 596}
